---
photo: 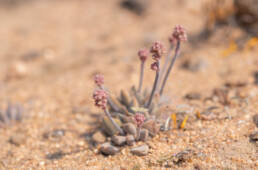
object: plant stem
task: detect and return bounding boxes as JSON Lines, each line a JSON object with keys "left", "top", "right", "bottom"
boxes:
{"left": 100, "top": 85, "right": 120, "bottom": 112}
{"left": 157, "top": 45, "right": 174, "bottom": 91}
{"left": 104, "top": 109, "right": 124, "bottom": 135}
{"left": 137, "top": 62, "right": 145, "bottom": 93}
{"left": 146, "top": 62, "right": 160, "bottom": 108}
{"left": 107, "top": 98, "right": 120, "bottom": 112}
{"left": 159, "top": 41, "right": 181, "bottom": 96}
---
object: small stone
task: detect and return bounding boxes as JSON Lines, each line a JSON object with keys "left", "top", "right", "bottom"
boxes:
{"left": 39, "top": 161, "right": 45, "bottom": 166}
{"left": 111, "top": 136, "right": 126, "bottom": 146}
{"left": 184, "top": 92, "right": 201, "bottom": 100}
{"left": 235, "top": 0, "right": 258, "bottom": 35}
{"left": 92, "top": 131, "right": 106, "bottom": 144}
{"left": 43, "top": 129, "right": 65, "bottom": 139}
{"left": 9, "top": 133, "right": 26, "bottom": 146}
{"left": 139, "top": 129, "right": 149, "bottom": 142}
{"left": 120, "top": 0, "right": 147, "bottom": 15}
{"left": 122, "top": 123, "right": 137, "bottom": 137}
{"left": 99, "top": 142, "right": 119, "bottom": 155}
{"left": 172, "top": 149, "right": 195, "bottom": 165}
{"left": 126, "top": 135, "right": 135, "bottom": 146}
{"left": 21, "top": 51, "right": 41, "bottom": 61}
{"left": 78, "top": 141, "right": 85, "bottom": 146}
{"left": 254, "top": 72, "right": 258, "bottom": 85}
{"left": 181, "top": 59, "right": 207, "bottom": 72}
{"left": 5, "top": 62, "right": 27, "bottom": 81}
{"left": 194, "top": 163, "right": 203, "bottom": 170}
{"left": 130, "top": 144, "right": 149, "bottom": 156}
{"left": 253, "top": 114, "right": 258, "bottom": 127}
{"left": 249, "top": 131, "right": 258, "bottom": 142}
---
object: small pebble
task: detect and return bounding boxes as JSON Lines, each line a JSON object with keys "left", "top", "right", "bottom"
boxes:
{"left": 9, "top": 133, "right": 26, "bottom": 146}
{"left": 39, "top": 161, "right": 45, "bottom": 166}
{"left": 51, "top": 129, "right": 65, "bottom": 138}
{"left": 172, "top": 149, "right": 195, "bottom": 165}
{"left": 249, "top": 131, "right": 258, "bottom": 142}
{"left": 253, "top": 114, "right": 258, "bottom": 127}
{"left": 6, "top": 62, "right": 27, "bottom": 80}
{"left": 21, "top": 51, "right": 41, "bottom": 61}
{"left": 184, "top": 92, "right": 201, "bottom": 100}
{"left": 130, "top": 144, "right": 149, "bottom": 156}
{"left": 254, "top": 71, "right": 258, "bottom": 85}
{"left": 99, "top": 142, "right": 119, "bottom": 155}
{"left": 112, "top": 136, "right": 126, "bottom": 146}
{"left": 120, "top": 0, "right": 147, "bottom": 15}
{"left": 181, "top": 59, "right": 207, "bottom": 72}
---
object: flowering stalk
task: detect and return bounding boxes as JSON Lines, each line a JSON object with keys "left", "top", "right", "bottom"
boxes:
{"left": 156, "top": 45, "right": 174, "bottom": 91}
{"left": 104, "top": 108, "right": 124, "bottom": 135}
{"left": 159, "top": 41, "right": 180, "bottom": 96}
{"left": 93, "top": 89, "right": 124, "bottom": 135}
{"left": 146, "top": 41, "right": 164, "bottom": 108}
{"left": 137, "top": 49, "right": 148, "bottom": 93}
{"left": 134, "top": 113, "right": 145, "bottom": 140}
{"left": 159, "top": 25, "right": 187, "bottom": 96}
{"left": 94, "top": 74, "right": 120, "bottom": 112}
{"left": 138, "top": 62, "right": 144, "bottom": 93}
{"left": 146, "top": 62, "right": 159, "bottom": 108}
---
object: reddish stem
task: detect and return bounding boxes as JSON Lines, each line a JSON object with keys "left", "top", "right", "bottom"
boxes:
{"left": 146, "top": 61, "right": 160, "bottom": 108}
{"left": 137, "top": 61, "right": 145, "bottom": 93}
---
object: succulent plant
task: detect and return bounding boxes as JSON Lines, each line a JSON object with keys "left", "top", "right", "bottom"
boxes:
{"left": 92, "top": 25, "right": 189, "bottom": 155}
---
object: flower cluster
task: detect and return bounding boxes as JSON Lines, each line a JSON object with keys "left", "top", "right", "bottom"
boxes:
{"left": 150, "top": 62, "right": 159, "bottom": 71}
{"left": 134, "top": 113, "right": 145, "bottom": 127}
{"left": 150, "top": 41, "right": 164, "bottom": 61}
{"left": 138, "top": 49, "right": 149, "bottom": 62}
{"left": 93, "top": 89, "right": 107, "bottom": 110}
{"left": 169, "top": 25, "right": 187, "bottom": 43}
{"left": 94, "top": 74, "right": 104, "bottom": 87}
{"left": 150, "top": 41, "right": 164, "bottom": 71}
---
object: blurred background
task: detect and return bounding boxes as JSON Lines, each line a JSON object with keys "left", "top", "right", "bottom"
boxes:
{"left": 1, "top": 0, "right": 258, "bottom": 127}
{"left": 0, "top": 0, "right": 257, "bottom": 84}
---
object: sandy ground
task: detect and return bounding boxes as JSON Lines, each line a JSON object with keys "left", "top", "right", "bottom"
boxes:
{"left": 0, "top": 0, "right": 257, "bottom": 169}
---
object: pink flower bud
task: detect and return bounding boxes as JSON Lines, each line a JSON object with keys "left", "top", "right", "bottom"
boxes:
{"left": 169, "top": 36, "right": 177, "bottom": 45}
{"left": 152, "top": 53, "right": 161, "bottom": 61}
{"left": 94, "top": 74, "right": 104, "bottom": 87}
{"left": 138, "top": 49, "right": 149, "bottom": 62}
{"left": 150, "top": 41, "right": 164, "bottom": 57}
{"left": 134, "top": 113, "right": 145, "bottom": 127}
{"left": 151, "top": 61, "right": 159, "bottom": 71}
{"left": 93, "top": 89, "right": 107, "bottom": 110}
{"left": 172, "top": 25, "right": 187, "bottom": 42}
